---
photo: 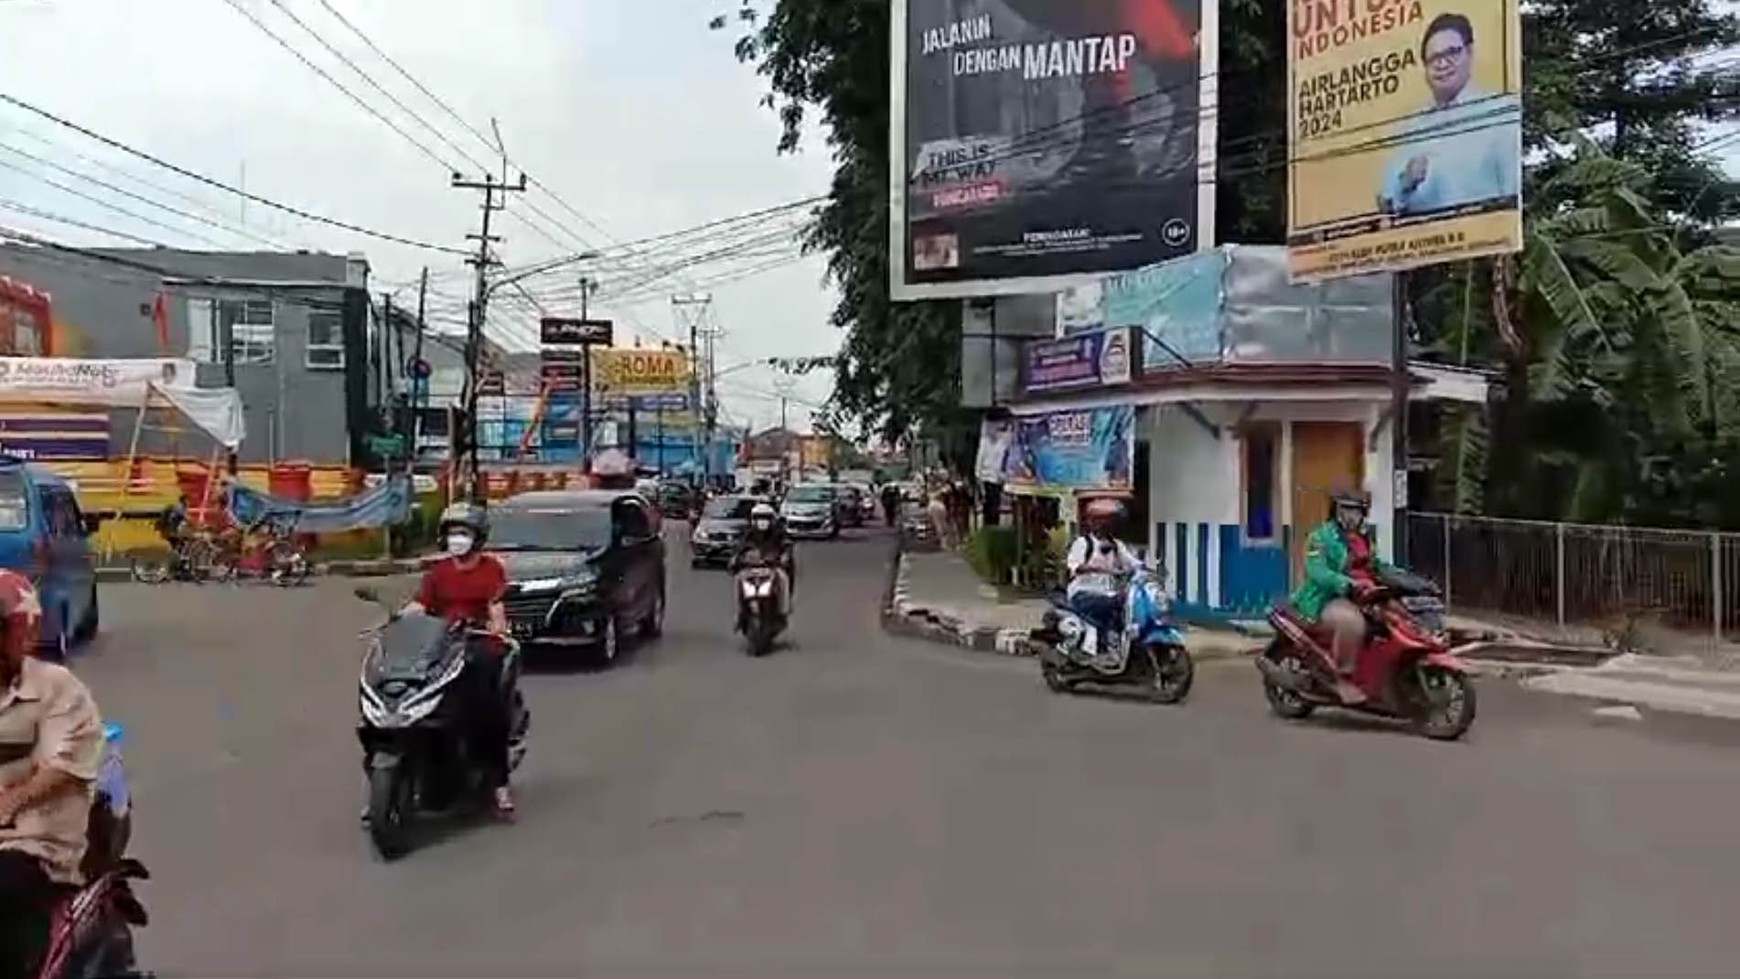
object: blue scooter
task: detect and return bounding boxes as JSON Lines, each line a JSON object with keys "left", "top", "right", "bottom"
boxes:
{"left": 1030, "top": 565, "right": 1195, "bottom": 703}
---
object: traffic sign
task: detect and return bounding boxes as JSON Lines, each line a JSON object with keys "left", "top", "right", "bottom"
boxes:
{"left": 367, "top": 433, "right": 407, "bottom": 458}
{"left": 540, "top": 317, "right": 613, "bottom": 345}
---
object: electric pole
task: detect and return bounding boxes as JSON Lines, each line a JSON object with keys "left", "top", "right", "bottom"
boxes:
{"left": 410, "top": 267, "right": 428, "bottom": 470}
{"left": 671, "top": 294, "right": 714, "bottom": 486}
{"left": 578, "top": 276, "right": 596, "bottom": 468}
{"left": 452, "top": 171, "right": 526, "bottom": 503}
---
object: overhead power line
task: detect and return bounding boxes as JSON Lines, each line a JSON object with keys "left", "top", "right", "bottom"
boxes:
{"left": 0, "top": 91, "right": 467, "bottom": 254}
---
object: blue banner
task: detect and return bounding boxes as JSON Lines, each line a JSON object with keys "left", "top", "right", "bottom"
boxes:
{"left": 226, "top": 475, "right": 412, "bottom": 533}
{"left": 1004, "top": 406, "right": 1134, "bottom": 492}
{"left": 1022, "top": 329, "right": 1134, "bottom": 395}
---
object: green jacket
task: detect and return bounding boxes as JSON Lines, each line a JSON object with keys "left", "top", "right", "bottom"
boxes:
{"left": 1289, "top": 521, "right": 1395, "bottom": 620}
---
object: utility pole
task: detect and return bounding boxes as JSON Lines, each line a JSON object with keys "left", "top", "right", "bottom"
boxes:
{"left": 671, "top": 294, "right": 714, "bottom": 487}
{"left": 410, "top": 267, "right": 428, "bottom": 472}
{"left": 578, "top": 276, "right": 596, "bottom": 469}
{"left": 452, "top": 171, "right": 526, "bottom": 503}
{"left": 772, "top": 371, "right": 796, "bottom": 484}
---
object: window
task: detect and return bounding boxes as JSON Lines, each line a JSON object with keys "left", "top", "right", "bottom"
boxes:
{"left": 1241, "top": 422, "right": 1280, "bottom": 541}
{"left": 220, "top": 298, "right": 275, "bottom": 365}
{"left": 306, "top": 311, "right": 344, "bottom": 370}
{"left": 0, "top": 469, "right": 28, "bottom": 531}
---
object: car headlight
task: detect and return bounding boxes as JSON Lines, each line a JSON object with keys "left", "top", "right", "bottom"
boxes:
{"left": 521, "top": 574, "right": 596, "bottom": 592}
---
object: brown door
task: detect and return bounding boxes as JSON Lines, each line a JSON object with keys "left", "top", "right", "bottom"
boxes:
{"left": 1289, "top": 421, "right": 1365, "bottom": 584}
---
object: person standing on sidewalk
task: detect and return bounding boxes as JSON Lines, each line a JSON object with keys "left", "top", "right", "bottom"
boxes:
{"left": 927, "top": 491, "right": 954, "bottom": 548}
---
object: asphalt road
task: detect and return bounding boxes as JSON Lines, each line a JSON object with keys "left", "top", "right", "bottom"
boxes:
{"left": 70, "top": 526, "right": 1740, "bottom": 978}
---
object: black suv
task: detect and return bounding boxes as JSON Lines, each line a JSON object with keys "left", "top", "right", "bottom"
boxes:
{"left": 489, "top": 490, "right": 666, "bottom": 666}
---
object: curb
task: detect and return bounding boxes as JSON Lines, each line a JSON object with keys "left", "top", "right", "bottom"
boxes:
{"left": 95, "top": 557, "right": 426, "bottom": 582}
{"left": 879, "top": 549, "right": 1259, "bottom": 662}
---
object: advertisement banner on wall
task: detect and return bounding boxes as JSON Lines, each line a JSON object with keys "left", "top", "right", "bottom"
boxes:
{"left": 1021, "top": 328, "right": 1134, "bottom": 393}
{"left": 975, "top": 417, "right": 1016, "bottom": 483}
{"left": 1002, "top": 405, "right": 1134, "bottom": 491}
{"left": 0, "top": 357, "right": 196, "bottom": 404}
{"left": 889, "top": 0, "right": 1216, "bottom": 301}
{"left": 590, "top": 348, "right": 693, "bottom": 396}
{"left": 1286, "top": 0, "right": 1523, "bottom": 283}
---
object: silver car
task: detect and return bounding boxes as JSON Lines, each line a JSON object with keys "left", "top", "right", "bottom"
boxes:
{"left": 780, "top": 484, "right": 839, "bottom": 540}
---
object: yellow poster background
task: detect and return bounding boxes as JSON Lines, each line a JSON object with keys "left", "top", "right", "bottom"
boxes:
{"left": 1287, "top": 0, "right": 1523, "bottom": 282}
{"left": 590, "top": 348, "right": 693, "bottom": 395}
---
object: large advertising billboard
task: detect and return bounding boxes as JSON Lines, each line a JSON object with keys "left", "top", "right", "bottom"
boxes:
{"left": 1286, "top": 1, "right": 1523, "bottom": 283}
{"left": 889, "top": 0, "right": 1217, "bottom": 301}
{"left": 590, "top": 348, "right": 693, "bottom": 396}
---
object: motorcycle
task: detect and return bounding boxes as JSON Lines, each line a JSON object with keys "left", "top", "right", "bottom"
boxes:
{"left": 1030, "top": 565, "right": 1195, "bottom": 704}
{"left": 352, "top": 588, "right": 531, "bottom": 860}
{"left": 734, "top": 552, "right": 786, "bottom": 656}
{"left": 32, "top": 720, "right": 151, "bottom": 979}
{"left": 1254, "top": 569, "right": 1476, "bottom": 740}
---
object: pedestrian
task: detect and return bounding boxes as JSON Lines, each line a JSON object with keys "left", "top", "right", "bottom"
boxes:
{"left": 927, "top": 491, "right": 953, "bottom": 548}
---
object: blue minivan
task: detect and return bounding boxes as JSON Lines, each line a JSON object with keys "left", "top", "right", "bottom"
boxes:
{"left": 0, "top": 456, "right": 100, "bottom": 655}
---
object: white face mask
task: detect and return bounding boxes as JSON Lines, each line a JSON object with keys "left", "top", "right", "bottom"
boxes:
{"left": 445, "top": 532, "right": 476, "bottom": 557}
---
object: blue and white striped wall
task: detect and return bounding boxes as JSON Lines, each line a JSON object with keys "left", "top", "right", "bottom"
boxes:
{"left": 1154, "top": 522, "right": 1293, "bottom": 618}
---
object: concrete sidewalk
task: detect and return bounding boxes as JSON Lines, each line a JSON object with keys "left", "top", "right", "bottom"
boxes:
{"left": 1520, "top": 652, "right": 1740, "bottom": 720}
{"left": 884, "top": 549, "right": 1260, "bottom": 660}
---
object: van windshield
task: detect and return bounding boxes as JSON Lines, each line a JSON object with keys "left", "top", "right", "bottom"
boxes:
{"left": 0, "top": 470, "right": 28, "bottom": 531}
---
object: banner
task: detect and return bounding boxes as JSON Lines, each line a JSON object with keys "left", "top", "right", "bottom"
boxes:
{"left": 226, "top": 475, "right": 411, "bottom": 534}
{"left": 1003, "top": 405, "right": 1134, "bottom": 491}
{"left": 890, "top": 0, "right": 1212, "bottom": 300}
{"left": 591, "top": 349, "right": 692, "bottom": 396}
{"left": 0, "top": 358, "right": 196, "bottom": 403}
{"left": 975, "top": 417, "right": 1015, "bottom": 482}
{"left": 1022, "top": 328, "right": 1134, "bottom": 394}
{"left": 1286, "top": 1, "right": 1523, "bottom": 282}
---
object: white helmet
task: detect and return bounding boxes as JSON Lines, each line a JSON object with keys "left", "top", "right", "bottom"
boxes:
{"left": 749, "top": 502, "right": 776, "bottom": 531}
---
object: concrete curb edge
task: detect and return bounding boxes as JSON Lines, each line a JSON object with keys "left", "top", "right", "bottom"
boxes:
{"left": 94, "top": 557, "right": 425, "bottom": 583}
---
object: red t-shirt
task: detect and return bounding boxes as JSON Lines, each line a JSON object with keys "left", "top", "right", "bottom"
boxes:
{"left": 415, "top": 554, "right": 508, "bottom": 624}
{"left": 1344, "top": 531, "right": 1374, "bottom": 584}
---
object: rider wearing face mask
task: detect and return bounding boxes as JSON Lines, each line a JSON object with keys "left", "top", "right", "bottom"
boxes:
{"left": 403, "top": 503, "right": 517, "bottom": 819}
{"left": 1290, "top": 485, "right": 1394, "bottom": 704}
{"left": 0, "top": 570, "right": 104, "bottom": 979}
{"left": 1065, "top": 497, "right": 1139, "bottom": 651}
{"left": 732, "top": 502, "right": 795, "bottom": 613}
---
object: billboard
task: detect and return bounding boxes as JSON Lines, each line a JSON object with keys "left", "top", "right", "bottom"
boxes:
{"left": 1002, "top": 405, "right": 1134, "bottom": 492}
{"left": 1021, "top": 328, "right": 1133, "bottom": 394}
{"left": 1286, "top": 1, "right": 1523, "bottom": 283}
{"left": 889, "top": 0, "right": 1217, "bottom": 301}
{"left": 590, "top": 348, "right": 692, "bottom": 396}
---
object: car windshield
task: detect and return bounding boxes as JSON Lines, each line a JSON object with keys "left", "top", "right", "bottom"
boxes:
{"left": 0, "top": 470, "right": 27, "bottom": 531}
{"left": 489, "top": 507, "right": 613, "bottom": 550}
{"left": 704, "top": 497, "right": 756, "bottom": 519}
{"left": 786, "top": 486, "right": 832, "bottom": 503}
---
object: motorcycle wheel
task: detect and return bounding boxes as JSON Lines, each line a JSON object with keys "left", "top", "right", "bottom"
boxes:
{"left": 1262, "top": 649, "right": 1318, "bottom": 720}
{"left": 1412, "top": 666, "right": 1477, "bottom": 741}
{"left": 745, "top": 615, "right": 774, "bottom": 657}
{"left": 366, "top": 763, "right": 415, "bottom": 861}
{"left": 1143, "top": 644, "right": 1195, "bottom": 704}
{"left": 129, "top": 557, "right": 170, "bottom": 585}
{"left": 1040, "top": 658, "right": 1072, "bottom": 693}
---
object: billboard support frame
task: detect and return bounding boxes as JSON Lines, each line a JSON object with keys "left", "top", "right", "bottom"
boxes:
{"left": 886, "top": 0, "right": 1221, "bottom": 303}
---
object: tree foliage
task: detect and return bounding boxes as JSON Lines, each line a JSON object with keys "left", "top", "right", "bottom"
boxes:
{"left": 717, "top": 0, "right": 1740, "bottom": 525}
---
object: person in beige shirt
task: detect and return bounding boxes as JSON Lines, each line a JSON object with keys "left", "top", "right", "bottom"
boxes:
{"left": 0, "top": 569, "right": 103, "bottom": 979}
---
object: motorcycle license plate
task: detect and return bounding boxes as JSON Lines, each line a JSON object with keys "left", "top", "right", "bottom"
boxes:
{"left": 510, "top": 622, "right": 537, "bottom": 639}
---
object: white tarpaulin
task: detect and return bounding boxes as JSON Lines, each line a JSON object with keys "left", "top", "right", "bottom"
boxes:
{"left": 151, "top": 383, "right": 245, "bottom": 448}
{"left": 0, "top": 357, "right": 197, "bottom": 403}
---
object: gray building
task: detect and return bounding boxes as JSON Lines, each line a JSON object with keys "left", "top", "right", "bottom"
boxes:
{"left": 0, "top": 244, "right": 378, "bottom": 465}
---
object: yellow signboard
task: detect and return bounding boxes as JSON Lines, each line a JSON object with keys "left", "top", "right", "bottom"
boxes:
{"left": 1286, "top": 1, "right": 1523, "bottom": 282}
{"left": 591, "top": 348, "right": 692, "bottom": 395}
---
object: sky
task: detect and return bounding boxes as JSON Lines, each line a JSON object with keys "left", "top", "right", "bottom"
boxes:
{"left": 0, "top": 0, "right": 841, "bottom": 433}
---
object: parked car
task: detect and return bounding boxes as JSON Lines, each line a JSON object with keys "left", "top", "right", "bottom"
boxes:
{"left": 488, "top": 490, "right": 666, "bottom": 666}
{"left": 780, "top": 484, "right": 840, "bottom": 539}
{"left": 689, "top": 494, "right": 766, "bottom": 568}
{"left": 0, "top": 457, "right": 100, "bottom": 657}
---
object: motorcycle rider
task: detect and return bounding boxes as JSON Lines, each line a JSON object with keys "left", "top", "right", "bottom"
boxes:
{"left": 0, "top": 570, "right": 105, "bottom": 979}
{"left": 1291, "top": 484, "right": 1395, "bottom": 704}
{"left": 730, "top": 502, "right": 795, "bottom": 617}
{"left": 402, "top": 503, "right": 518, "bottom": 820}
{"left": 1064, "top": 497, "right": 1140, "bottom": 655}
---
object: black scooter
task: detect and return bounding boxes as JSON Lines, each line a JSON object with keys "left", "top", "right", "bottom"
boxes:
{"left": 734, "top": 553, "right": 788, "bottom": 656}
{"left": 353, "top": 588, "right": 529, "bottom": 860}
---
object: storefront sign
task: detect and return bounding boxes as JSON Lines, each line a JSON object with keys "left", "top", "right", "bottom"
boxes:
{"left": 1002, "top": 404, "right": 1134, "bottom": 492}
{"left": 1021, "top": 329, "right": 1133, "bottom": 394}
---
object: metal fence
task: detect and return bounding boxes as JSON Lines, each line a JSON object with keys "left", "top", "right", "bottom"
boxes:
{"left": 1407, "top": 512, "right": 1740, "bottom": 640}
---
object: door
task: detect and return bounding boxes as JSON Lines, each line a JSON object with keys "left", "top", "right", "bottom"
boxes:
{"left": 1289, "top": 421, "right": 1365, "bottom": 585}
{"left": 35, "top": 486, "right": 79, "bottom": 642}
{"left": 57, "top": 490, "right": 94, "bottom": 631}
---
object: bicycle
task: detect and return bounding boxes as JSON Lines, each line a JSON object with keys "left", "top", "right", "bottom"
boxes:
{"left": 208, "top": 516, "right": 309, "bottom": 586}
{"left": 129, "top": 529, "right": 221, "bottom": 585}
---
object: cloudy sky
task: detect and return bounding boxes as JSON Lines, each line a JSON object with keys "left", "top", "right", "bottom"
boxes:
{"left": 0, "top": 0, "right": 840, "bottom": 432}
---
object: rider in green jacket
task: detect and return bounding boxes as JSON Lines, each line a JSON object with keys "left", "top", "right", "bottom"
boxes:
{"left": 1289, "top": 485, "right": 1394, "bottom": 703}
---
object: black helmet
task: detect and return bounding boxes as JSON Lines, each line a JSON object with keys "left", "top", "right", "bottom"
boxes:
{"left": 437, "top": 501, "right": 489, "bottom": 545}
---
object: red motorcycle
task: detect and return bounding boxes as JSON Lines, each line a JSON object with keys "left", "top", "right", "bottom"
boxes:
{"left": 1254, "top": 571, "right": 1476, "bottom": 741}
